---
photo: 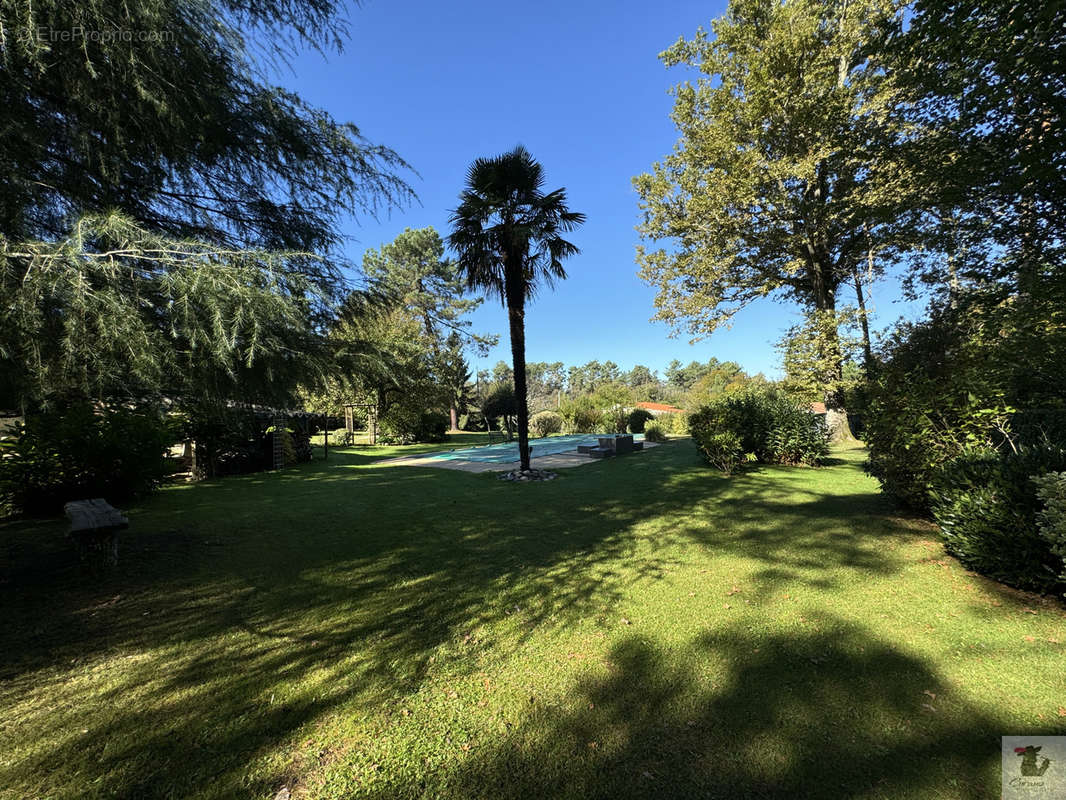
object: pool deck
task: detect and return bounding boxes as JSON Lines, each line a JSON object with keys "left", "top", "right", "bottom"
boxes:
{"left": 377, "top": 441, "right": 660, "bottom": 473}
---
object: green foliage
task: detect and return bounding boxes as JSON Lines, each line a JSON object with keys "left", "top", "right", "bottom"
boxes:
{"left": 627, "top": 409, "right": 654, "bottom": 433}
{"left": 481, "top": 383, "right": 517, "bottom": 438}
{"left": 380, "top": 411, "right": 447, "bottom": 445}
{"left": 530, "top": 411, "right": 563, "bottom": 439}
{"left": 634, "top": 0, "right": 899, "bottom": 413}
{"left": 273, "top": 428, "right": 298, "bottom": 468}
{"left": 0, "top": 214, "right": 343, "bottom": 409}
{"left": 697, "top": 431, "right": 744, "bottom": 475}
{"left": 601, "top": 408, "right": 629, "bottom": 434}
{"left": 181, "top": 402, "right": 271, "bottom": 478}
{"left": 0, "top": 402, "right": 172, "bottom": 515}
{"left": 657, "top": 412, "right": 689, "bottom": 435}
{"left": 768, "top": 414, "right": 831, "bottom": 467}
{"left": 1034, "top": 472, "right": 1066, "bottom": 591}
{"left": 864, "top": 285, "right": 1066, "bottom": 511}
{"left": 361, "top": 228, "right": 492, "bottom": 352}
{"left": 449, "top": 146, "right": 585, "bottom": 470}
{"left": 688, "top": 395, "right": 772, "bottom": 460}
{"left": 558, "top": 398, "right": 602, "bottom": 434}
{"left": 778, "top": 309, "right": 863, "bottom": 404}
{"left": 643, "top": 422, "right": 667, "bottom": 443}
{"left": 930, "top": 448, "right": 1066, "bottom": 594}
{"left": 0, "top": 0, "right": 411, "bottom": 249}
{"left": 323, "top": 229, "right": 489, "bottom": 444}
{"left": 890, "top": 0, "right": 1066, "bottom": 297}
{"left": 290, "top": 429, "right": 314, "bottom": 464}
{"left": 689, "top": 389, "right": 829, "bottom": 469}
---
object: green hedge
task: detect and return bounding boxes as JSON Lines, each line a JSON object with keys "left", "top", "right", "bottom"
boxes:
{"left": 1035, "top": 472, "right": 1066, "bottom": 591}
{"left": 0, "top": 402, "right": 173, "bottom": 516}
{"left": 688, "top": 389, "right": 828, "bottom": 468}
{"left": 930, "top": 447, "right": 1066, "bottom": 593}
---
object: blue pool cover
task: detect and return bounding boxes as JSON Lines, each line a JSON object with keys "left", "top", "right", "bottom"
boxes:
{"left": 427, "top": 433, "right": 646, "bottom": 463}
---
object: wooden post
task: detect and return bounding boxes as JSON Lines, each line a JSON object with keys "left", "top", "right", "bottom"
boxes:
{"left": 323, "top": 413, "right": 329, "bottom": 460}
{"left": 344, "top": 404, "right": 355, "bottom": 446}
{"left": 273, "top": 414, "right": 285, "bottom": 470}
{"left": 368, "top": 404, "right": 377, "bottom": 446}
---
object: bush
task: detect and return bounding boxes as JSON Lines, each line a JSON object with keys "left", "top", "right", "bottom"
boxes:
{"left": 1035, "top": 472, "right": 1066, "bottom": 591}
{"left": 643, "top": 422, "right": 667, "bottom": 443}
{"left": 865, "top": 288, "right": 1066, "bottom": 511}
{"left": 698, "top": 431, "right": 743, "bottom": 474}
{"left": 601, "top": 407, "right": 629, "bottom": 434}
{"left": 930, "top": 446, "right": 1066, "bottom": 593}
{"left": 381, "top": 410, "right": 447, "bottom": 444}
{"left": 559, "top": 398, "right": 602, "bottom": 434}
{"left": 530, "top": 411, "right": 563, "bottom": 438}
{"left": 658, "top": 412, "right": 688, "bottom": 435}
{"left": 0, "top": 402, "right": 173, "bottom": 516}
{"left": 768, "top": 412, "right": 830, "bottom": 466}
{"left": 688, "top": 388, "right": 828, "bottom": 468}
{"left": 627, "top": 408, "right": 654, "bottom": 433}
{"left": 182, "top": 402, "right": 270, "bottom": 477}
{"left": 291, "top": 429, "right": 314, "bottom": 463}
{"left": 267, "top": 426, "right": 313, "bottom": 464}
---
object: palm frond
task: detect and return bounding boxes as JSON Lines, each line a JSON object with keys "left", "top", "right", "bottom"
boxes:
{"left": 447, "top": 146, "right": 584, "bottom": 307}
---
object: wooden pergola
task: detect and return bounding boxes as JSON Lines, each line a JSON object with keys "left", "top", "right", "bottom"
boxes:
{"left": 340, "top": 401, "right": 378, "bottom": 446}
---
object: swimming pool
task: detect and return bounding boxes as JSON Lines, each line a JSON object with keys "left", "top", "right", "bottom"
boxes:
{"left": 427, "top": 433, "right": 645, "bottom": 464}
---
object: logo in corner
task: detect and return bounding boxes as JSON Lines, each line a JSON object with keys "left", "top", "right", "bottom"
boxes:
{"left": 1003, "top": 736, "right": 1066, "bottom": 799}
{"left": 1015, "top": 745, "right": 1052, "bottom": 777}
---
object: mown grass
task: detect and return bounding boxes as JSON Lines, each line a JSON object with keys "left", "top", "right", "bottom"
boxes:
{"left": 1, "top": 437, "right": 1063, "bottom": 799}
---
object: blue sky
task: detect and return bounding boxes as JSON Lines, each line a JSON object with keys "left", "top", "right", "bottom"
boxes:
{"left": 278, "top": 0, "right": 927, "bottom": 378}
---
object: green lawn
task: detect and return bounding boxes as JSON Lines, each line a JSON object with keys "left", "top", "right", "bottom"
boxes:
{"left": 1, "top": 437, "right": 1063, "bottom": 799}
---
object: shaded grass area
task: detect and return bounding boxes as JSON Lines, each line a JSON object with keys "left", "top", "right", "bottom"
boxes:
{"left": 1, "top": 440, "right": 1063, "bottom": 799}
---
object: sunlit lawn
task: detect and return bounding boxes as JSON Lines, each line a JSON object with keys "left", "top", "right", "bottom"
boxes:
{"left": 1, "top": 436, "right": 1063, "bottom": 799}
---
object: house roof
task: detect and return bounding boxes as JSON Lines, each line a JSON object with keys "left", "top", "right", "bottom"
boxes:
{"left": 636, "top": 401, "right": 685, "bottom": 413}
{"left": 809, "top": 401, "right": 827, "bottom": 414}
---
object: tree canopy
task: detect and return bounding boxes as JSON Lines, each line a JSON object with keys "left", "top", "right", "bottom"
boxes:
{"left": 0, "top": 0, "right": 413, "bottom": 410}
{"left": 634, "top": 0, "right": 898, "bottom": 434}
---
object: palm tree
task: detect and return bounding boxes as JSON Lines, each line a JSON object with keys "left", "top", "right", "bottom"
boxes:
{"left": 448, "top": 146, "right": 585, "bottom": 471}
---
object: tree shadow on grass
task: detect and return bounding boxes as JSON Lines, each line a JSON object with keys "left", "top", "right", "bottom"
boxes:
{"left": 0, "top": 442, "right": 1023, "bottom": 798}
{"left": 361, "top": 617, "right": 1002, "bottom": 799}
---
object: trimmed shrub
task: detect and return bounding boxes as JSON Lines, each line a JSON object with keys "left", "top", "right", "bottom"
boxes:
{"left": 930, "top": 446, "right": 1066, "bottom": 593}
{"left": 1035, "top": 472, "right": 1066, "bottom": 590}
{"left": 530, "top": 411, "right": 563, "bottom": 438}
{"left": 627, "top": 408, "right": 654, "bottom": 433}
{"left": 643, "top": 422, "right": 667, "bottom": 443}
{"left": 0, "top": 402, "right": 173, "bottom": 516}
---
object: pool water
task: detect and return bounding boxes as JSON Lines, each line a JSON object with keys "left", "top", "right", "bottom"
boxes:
{"left": 427, "top": 433, "right": 646, "bottom": 464}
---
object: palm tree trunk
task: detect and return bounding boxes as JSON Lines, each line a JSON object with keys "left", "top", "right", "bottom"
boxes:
{"left": 508, "top": 303, "right": 531, "bottom": 470}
